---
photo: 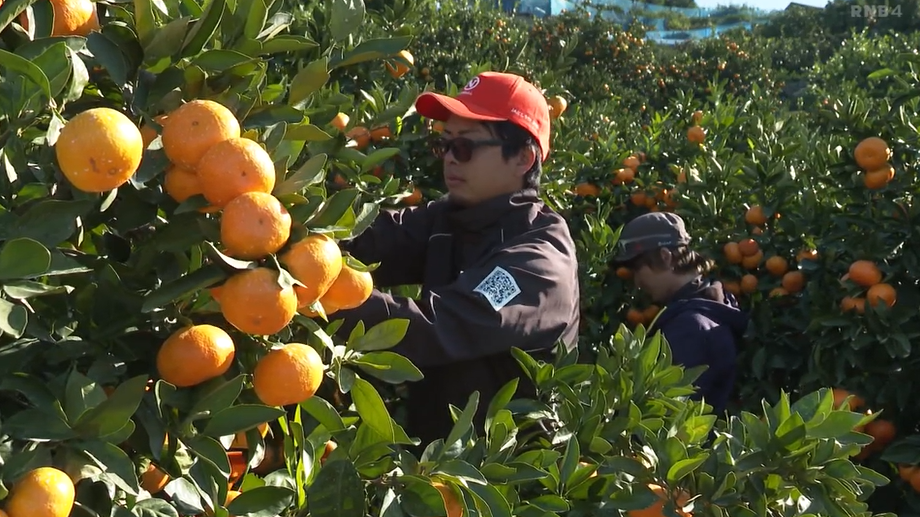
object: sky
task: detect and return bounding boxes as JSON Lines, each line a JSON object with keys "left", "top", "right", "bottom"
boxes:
{"left": 694, "top": 0, "right": 827, "bottom": 10}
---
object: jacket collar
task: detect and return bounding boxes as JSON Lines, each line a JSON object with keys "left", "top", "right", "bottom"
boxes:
{"left": 446, "top": 189, "right": 540, "bottom": 232}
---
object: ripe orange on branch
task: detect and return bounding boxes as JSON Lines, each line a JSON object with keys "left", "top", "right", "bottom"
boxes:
{"left": 4, "top": 466, "right": 75, "bottom": 517}
{"left": 197, "top": 137, "right": 277, "bottom": 207}
{"left": 319, "top": 264, "right": 374, "bottom": 312}
{"left": 252, "top": 343, "right": 325, "bottom": 406}
{"left": 156, "top": 324, "right": 236, "bottom": 387}
{"left": 854, "top": 136, "right": 890, "bottom": 170}
{"left": 280, "top": 234, "right": 343, "bottom": 308}
{"left": 161, "top": 99, "right": 241, "bottom": 168}
{"left": 219, "top": 267, "right": 298, "bottom": 335}
{"left": 55, "top": 107, "right": 144, "bottom": 193}
{"left": 220, "top": 192, "right": 292, "bottom": 260}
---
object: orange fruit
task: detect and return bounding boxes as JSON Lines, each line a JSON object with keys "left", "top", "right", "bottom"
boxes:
{"left": 691, "top": 110, "right": 703, "bottom": 123}
{"left": 723, "top": 242, "right": 743, "bottom": 264}
{"left": 745, "top": 205, "right": 767, "bottom": 225}
{"left": 156, "top": 325, "right": 236, "bottom": 387}
{"left": 21, "top": 0, "right": 99, "bottom": 36}
{"left": 5, "top": 466, "right": 75, "bottom": 517}
{"left": 626, "top": 308, "right": 644, "bottom": 327}
{"left": 370, "top": 126, "right": 392, "bottom": 141}
{"left": 161, "top": 99, "right": 241, "bottom": 168}
{"left": 631, "top": 191, "right": 648, "bottom": 207}
{"left": 163, "top": 163, "right": 216, "bottom": 212}
{"left": 840, "top": 296, "right": 866, "bottom": 314}
{"left": 898, "top": 464, "right": 918, "bottom": 481}
{"left": 321, "top": 440, "right": 337, "bottom": 465}
{"left": 574, "top": 182, "right": 600, "bottom": 197}
{"left": 741, "top": 250, "right": 763, "bottom": 270}
{"left": 140, "top": 463, "right": 169, "bottom": 494}
{"left": 737, "top": 238, "right": 759, "bottom": 257}
{"left": 854, "top": 137, "right": 890, "bottom": 170}
{"left": 547, "top": 96, "right": 568, "bottom": 119}
{"left": 686, "top": 126, "right": 705, "bottom": 144}
{"left": 614, "top": 167, "right": 635, "bottom": 184}
{"left": 765, "top": 256, "right": 788, "bottom": 277}
{"left": 863, "top": 165, "right": 894, "bottom": 189}
{"left": 796, "top": 249, "right": 818, "bottom": 262}
{"left": 781, "top": 271, "right": 805, "bottom": 293}
{"left": 769, "top": 287, "right": 787, "bottom": 298}
{"left": 616, "top": 267, "right": 632, "bottom": 280}
{"left": 55, "top": 107, "right": 144, "bottom": 193}
{"left": 385, "top": 50, "right": 414, "bottom": 79}
{"left": 320, "top": 265, "right": 373, "bottom": 311}
{"left": 623, "top": 155, "right": 641, "bottom": 170}
{"left": 198, "top": 137, "right": 277, "bottom": 208}
{"left": 225, "top": 490, "right": 242, "bottom": 506}
{"left": 866, "top": 283, "right": 896, "bottom": 308}
{"left": 220, "top": 192, "right": 292, "bottom": 260}
{"left": 228, "top": 450, "right": 247, "bottom": 484}
{"left": 432, "top": 481, "right": 465, "bottom": 517}
{"left": 346, "top": 127, "right": 371, "bottom": 150}
{"left": 252, "top": 343, "right": 325, "bottom": 406}
{"left": 280, "top": 235, "right": 344, "bottom": 308}
{"left": 330, "top": 113, "right": 350, "bottom": 131}
{"left": 865, "top": 419, "right": 896, "bottom": 448}
{"left": 740, "top": 274, "right": 758, "bottom": 293}
{"left": 848, "top": 260, "right": 882, "bottom": 287}
{"left": 220, "top": 267, "right": 298, "bottom": 335}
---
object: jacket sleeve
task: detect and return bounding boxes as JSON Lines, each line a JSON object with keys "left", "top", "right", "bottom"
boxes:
{"left": 331, "top": 241, "right": 579, "bottom": 369}
{"left": 338, "top": 203, "right": 433, "bottom": 288}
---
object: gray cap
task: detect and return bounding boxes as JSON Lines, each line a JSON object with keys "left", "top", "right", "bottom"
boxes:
{"left": 613, "top": 212, "right": 692, "bottom": 263}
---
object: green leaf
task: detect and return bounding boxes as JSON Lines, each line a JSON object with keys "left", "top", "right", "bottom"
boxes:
{"left": 332, "top": 36, "right": 412, "bottom": 69}
{"left": 466, "top": 482, "right": 512, "bottom": 517}
{"left": 361, "top": 147, "right": 401, "bottom": 173}
{"left": 2, "top": 280, "right": 73, "bottom": 299}
{"left": 443, "top": 392, "right": 479, "bottom": 448}
{"left": 86, "top": 32, "right": 130, "bottom": 87}
{"left": 259, "top": 35, "right": 318, "bottom": 55}
{"left": 141, "top": 264, "right": 228, "bottom": 313}
{"left": 274, "top": 153, "right": 327, "bottom": 196}
{"left": 182, "top": 0, "right": 224, "bottom": 57}
{"left": 7, "top": 200, "right": 94, "bottom": 247}
{"left": 528, "top": 495, "right": 571, "bottom": 513}
{"left": 666, "top": 456, "right": 707, "bottom": 484}
{"left": 0, "top": 238, "right": 51, "bottom": 280}
{"left": 133, "top": 498, "right": 180, "bottom": 517}
{"left": 144, "top": 17, "right": 191, "bottom": 62}
{"left": 187, "top": 375, "right": 245, "bottom": 418}
{"left": 283, "top": 123, "right": 333, "bottom": 141}
{"left": 306, "top": 459, "right": 366, "bottom": 517}
{"left": 0, "top": 298, "right": 28, "bottom": 337}
{"left": 300, "top": 396, "right": 346, "bottom": 432}
{"left": 81, "top": 440, "right": 141, "bottom": 495}
{"left": 351, "top": 377, "right": 409, "bottom": 444}
{"left": 190, "top": 49, "right": 254, "bottom": 72}
{"left": 75, "top": 375, "right": 149, "bottom": 438}
{"left": 289, "top": 57, "right": 330, "bottom": 108}
{"left": 349, "top": 318, "right": 409, "bottom": 352}
{"left": 351, "top": 351, "right": 423, "bottom": 384}
{"left": 808, "top": 411, "right": 865, "bottom": 439}
{"left": 242, "top": 0, "right": 266, "bottom": 38}
{"left": 3, "top": 408, "right": 75, "bottom": 440}
{"left": 328, "top": 0, "right": 365, "bottom": 43}
{"left": 63, "top": 368, "right": 107, "bottom": 425}
{"left": 227, "top": 485, "right": 296, "bottom": 517}
{"left": 307, "top": 188, "right": 360, "bottom": 228}
{"left": 203, "top": 242, "right": 259, "bottom": 271}
{"left": 0, "top": 48, "right": 52, "bottom": 100}
{"left": 202, "top": 404, "right": 286, "bottom": 437}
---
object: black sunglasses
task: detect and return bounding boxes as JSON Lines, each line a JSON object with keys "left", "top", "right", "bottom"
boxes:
{"left": 431, "top": 137, "right": 504, "bottom": 163}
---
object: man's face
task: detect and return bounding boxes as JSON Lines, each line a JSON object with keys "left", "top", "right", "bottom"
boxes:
{"left": 439, "top": 115, "right": 532, "bottom": 206}
{"left": 628, "top": 250, "right": 672, "bottom": 302}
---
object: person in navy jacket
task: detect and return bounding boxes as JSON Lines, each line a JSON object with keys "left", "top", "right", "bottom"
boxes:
{"left": 612, "top": 212, "right": 749, "bottom": 416}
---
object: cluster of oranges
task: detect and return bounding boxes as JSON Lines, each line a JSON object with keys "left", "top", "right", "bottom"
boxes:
{"left": 853, "top": 136, "right": 894, "bottom": 190}
{"left": 831, "top": 388, "right": 898, "bottom": 461}
{"left": 839, "top": 259, "right": 896, "bottom": 313}
{"left": 719, "top": 226, "right": 807, "bottom": 298}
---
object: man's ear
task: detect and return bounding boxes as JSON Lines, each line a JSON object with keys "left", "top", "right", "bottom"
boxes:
{"left": 515, "top": 145, "right": 537, "bottom": 176}
{"left": 659, "top": 247, "right": 674, "bottom": 267}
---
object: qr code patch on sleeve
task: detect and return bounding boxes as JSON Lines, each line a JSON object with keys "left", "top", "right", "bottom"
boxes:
{"left": 473, "top": 266, "right": 522, "bottom": 311}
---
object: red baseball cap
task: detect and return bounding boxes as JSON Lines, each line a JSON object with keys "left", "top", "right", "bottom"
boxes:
{"left": 414, "top": 71, "right": 552, "bottom": 161}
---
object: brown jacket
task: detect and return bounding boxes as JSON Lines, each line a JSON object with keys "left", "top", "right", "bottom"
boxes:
{"left": 334, "top": 188, "right": 580, "bottom": 447}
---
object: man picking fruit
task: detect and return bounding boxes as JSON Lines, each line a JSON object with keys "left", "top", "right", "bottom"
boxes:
{"left": 333, "top": 71, "right": 581, "bottom": 448}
